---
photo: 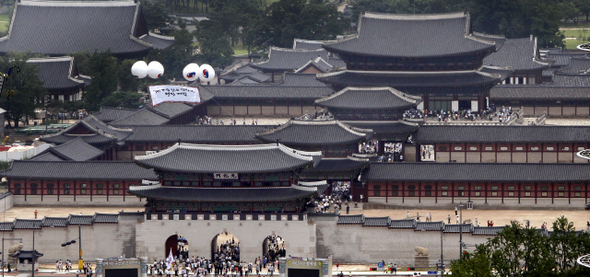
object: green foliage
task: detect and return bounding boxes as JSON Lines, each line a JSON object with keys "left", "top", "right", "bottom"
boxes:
{"left": 253, "top": 0, "right": 349, "bottom": 48}
{"left": 100, "top": 91, "right": 143, "bottom": 109}
{"left": 141, "top": 0, "right": 171, "bottom": 31}
{"left": 0, "top": 52, "right": 47, "bottom": 128}
{"left": 194, "top": 19, "right": 234, "bottom": 68}
{"left": 81, "top": 52, "right": 119, "bottom": 112}
{"left": 451, "top": 218, "right": 590, "bottom": 277}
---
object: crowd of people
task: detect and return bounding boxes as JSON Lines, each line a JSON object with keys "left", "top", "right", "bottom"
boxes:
{"left": 263, "top": 235, "right": 286, "bottom": 264}
{"left": 402, "top": 104, "right": 518, "bottom": 124}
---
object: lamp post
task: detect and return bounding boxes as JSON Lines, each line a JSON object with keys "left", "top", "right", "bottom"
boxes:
{"left": 459, "top": 201, "right": 464, "bottom": 259}
{"left": 2, "top": 237, "right": 22, "bottom": 277}
{"left": 61, "top": 225, "right": 82, "bottom": 272}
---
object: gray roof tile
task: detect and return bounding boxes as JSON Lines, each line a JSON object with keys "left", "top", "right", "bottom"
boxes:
{"left": 67, "top": 215, "right": 93, "bottom": 226}
{"left": 491, "top": 85, "right": 590, "bottom": 100}
{"left": 134, "top": 143, "right": 320, "bottom": 173}
{"left": 444, "top": 224, "right": 472, "bottom": 233}
{"left": 93, "top": 107, "right": 139, "bottom": 123}
{"left": 323, "top": 12, "right": 495, "bottom": 58}
{"left": 0, "top": 1, "right": 171, "bottom": 56}
{"left": 364, "top": 163, "right": 590, "bottom": 182}
{"left": 363, "top": 216, "right": 390, "bottom": 227}
{"left": 473, "top": 226, "right": 505, "bottom": 236}
{"left": 415, "top": 221, "right": 444, "bottom": 231}
{"left": 201, "top": 85, "right": 333, "bottom": 100}
{"left": 389, "top": 219, "right": 416, "bottom": 229}
{"left": 256, "top": 120, "right": 368, "bottom": 146}
{"left": 337, "top": 214, "right": 365, "bottom": 224}
{"left": 41, "top": 217, "right": 68, "bottom": 227}
{"left": 0, "top": 160, "right": 158, "bottom": 180}
{"left": 124, "top": 125, "right": 268, "bottom": 144}
{"left": 13, "top": 219, "right": 42, "bottom": 229}
{"left": 253, "top": 47, "right": 333, "bottom": 71}
{"left": 38, "top": 137, "right": 104, "bottom": 161}
{"left": 484, "top": 38, "right": 550, "bottom": 71}
{"left": 414, "top": 125, "right": 590, "bottom": 143}
{"left": 316, "top": 70, "right": 506, "bottom": 89}
{"left": 26, "top": 57, "right": 86, "bottom": 90}
{"left": 129, "top": 184, "right": 320, "bottom": 202}
{"left": 315, "top": 87, "right": 421, "bottom": 110}
{"left": 93, "top": 213, "right": 118, "bottom": 224}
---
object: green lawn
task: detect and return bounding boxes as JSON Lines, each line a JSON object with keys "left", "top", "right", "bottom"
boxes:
{"left": 232, "top": 42, "right": 249, "bottom": 56}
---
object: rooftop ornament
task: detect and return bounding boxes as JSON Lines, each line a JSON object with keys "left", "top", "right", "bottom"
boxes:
{"left": 577, "top": 43, "right": 590, "bottom": 52}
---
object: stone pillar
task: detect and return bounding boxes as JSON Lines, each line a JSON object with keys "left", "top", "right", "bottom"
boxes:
{"left": 95, "top": 258, "right": 103, "bottom": 277}
{"left": 141, "top": 257, "right": 148, "bottom": 277}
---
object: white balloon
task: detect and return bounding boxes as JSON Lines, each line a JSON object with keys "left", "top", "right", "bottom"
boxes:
{"left": 131, "top": 61, "right": 148, "bottom": 78}
{"left": 198, "top": 64, "right": 215, "bottom": 82}
{"left": 147, "top": 61, "right": 165, "bottom": 79}
{"left": 182, "top": 63, "right": 200, "bottom": 81}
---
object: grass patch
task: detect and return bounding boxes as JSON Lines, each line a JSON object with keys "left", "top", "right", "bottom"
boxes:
{"left": 232, "top": 42, "right": 249, "bottom": 56}
{"left": 565, "top": 38, "right": 588, "bottom": 50}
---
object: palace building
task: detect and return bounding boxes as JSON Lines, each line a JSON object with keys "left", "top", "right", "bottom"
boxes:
{"left": 129, "top": 143, "right": 325, "bottom": 214}
{"left": 318, "top": 12, "right": 512, "bottom": 111}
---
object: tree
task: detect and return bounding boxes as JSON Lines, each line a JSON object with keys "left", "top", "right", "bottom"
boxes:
{"left": 253, "top": 0, "right": 348, "bottom": 48}
{"left": 0, "top": 53, "right": 47, "bottom": 128}
{"left": 141, "top": 0, "right": 171, "bottom": 31}
{"left": 194, "top": 19, "right": 234, "bottom": 68}
{"left": 100, "top": 91, "right": 143, "bottom": 109}
{"left": 82, "top": 52, "right": 119, "bottom": 112}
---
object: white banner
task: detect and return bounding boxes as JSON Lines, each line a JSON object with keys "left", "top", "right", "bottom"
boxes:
{"left": 148, "top": 85, "right": 201, "bottom": 107}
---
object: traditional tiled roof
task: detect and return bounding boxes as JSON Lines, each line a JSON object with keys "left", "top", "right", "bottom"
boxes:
{"left": 343, "top": 121, "right": 419, "bottom": 139}
{"left": 389, "top": 219, "right": 416, "bottom": 229}
{"left": 363, "top": 216, "right": 390, "bottom": 227}
{"left": 93, "top": 213, "right": 119, "bottom": 224}
{"left": 41, "top": 217, "right": 69, "bottom": 227}
{"left": 294, "top": 57, "right": 333, "bottom": 73}
{"left": 32, "top": 137, "right": 103, "bottom": 161}
{"left": 414, "top": 125, "right": 590, "bottom": 143}
{"left": 67, "top": 215, "right": 94, "bottom": 226}
{"left": 134, "top": 143, "right": 321, "bottom": 173}
{"left": 293, "top": 39, "right": 337, "bottom": 50}
{"left": 200, "top": 85, "right": 333, "bottom": 100}
{"left": 129, "top": 184, "right": 321, "bottom": 202}
{"left": 491, "top": 85, "right": 590, "bottom": 100}
{"left": 315, "top": 87, "right": 421, "bottom": 110}
{"left": 256, "top": 120, "right": 369, "bottom": 146}
{"left": 29, "top": 152, "right": 66, "bottom": 162}
{"left": 253, "top": 47, "right": 345, "bottom": 71}
{"left": 556, "top": 57, "right": 590, "bottom": 75}
{"left": 444, "top": 224, "right": 473, "bottom": 233}
{"left": 323, "top": 12, "right": 496, "bottom": 58}
{"left": 0, "top": 161, "right": 157, "bottom": 180}
{"left": 316, "top": 69, "right": 510, "bottom": 88}
{"left": 109, "top": 108, "right": 170, "bottom": 126}
{"left": 26, "top": 56, "right": 88, "bottom": 90}
{"left": 337, "top": 214, "right": 365, "bottom": 225}
{"left": 124, "top": 125, "right": 268, "bottom": 144}
{"left": 93, "top": 106, "right": 139, "bottom": 123}
{"left": 364, "top": 163, "right": 590, "bottom": 182}
{"left": 13, "top": 219, "right": 42, "bottom": 229}
{"left": 484, "top": 37, "right": 550, "bottom": 71}
{"left": 551, "top": 74, "right": 590, "bottom": 86}
{"left": 0, "top": 1, "right": 173, "bottom": 56}
{"left": 280, "top": 73, "right": 328, "bottom": 87}
{"left": 303, "top": 157, "right": 369, "bottom": 173}
{"left": 41, "top": 116, "right": 132, "bottom": 145}
{"left": 415, "top": 221, "right": 444, "bottom": 231}
{"left": 473, "top": 226, "right": 505, "bottom": 236}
